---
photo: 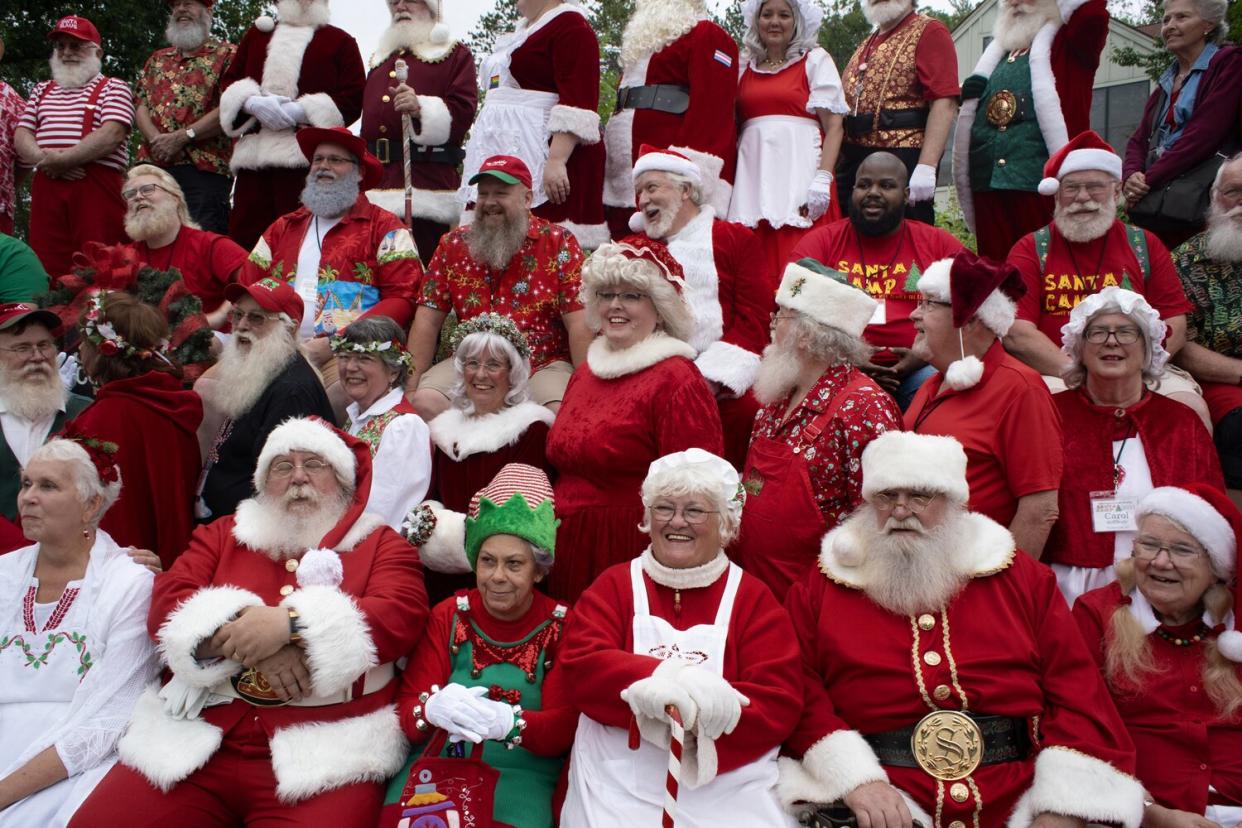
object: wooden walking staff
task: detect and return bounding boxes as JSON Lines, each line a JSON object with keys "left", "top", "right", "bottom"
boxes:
{"left": 663, "top": 704, "right": 685, "bottom": 827}
{"left": 394, "top": 59, "right": 414, "bottom": 228}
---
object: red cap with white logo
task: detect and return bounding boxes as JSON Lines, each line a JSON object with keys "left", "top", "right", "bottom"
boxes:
{"left": 47, "top": 16, "right": 102, "bottom": 46}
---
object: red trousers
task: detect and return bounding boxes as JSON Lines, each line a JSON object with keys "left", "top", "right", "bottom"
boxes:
{"left": 971, "top": 189, "right": 1054, "bottom": 262}
{"left": 229, "top": 167, "right": 310, "bottom": 252}
{"left": 28, "top": 165, "right": 125, "bottom": 278}
{"left": 69, "top": 714, "right": 384, "bottom": 827}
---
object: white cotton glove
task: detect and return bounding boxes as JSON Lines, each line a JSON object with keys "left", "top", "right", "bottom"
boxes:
{"left": 423, "top": 683, "right": 493, "bottom": 743}
{"left": 621, "top": 660, "right": 698, "bottom": 731}
{"left": 677, "top": 664, "right": 750, "bottom": 740}
{"left": 243, "top": 94, "right": 297, "bottom": 130}
{"left": 476, "top": 697, "right": 518, "bottom": 741}
{"left": 908, "top": 163, "right": 938, "bottom": 203}
{"left": 158, "top": 675, "right": 212, "bottom": 720}
{"left": 804, "top": 170, "right": 834, "bottom": 221}
{"left": 280, "top": 100, "right": 307, "bottom": 126}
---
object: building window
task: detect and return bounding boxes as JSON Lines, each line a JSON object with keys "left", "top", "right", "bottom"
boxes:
{"left": 1091, "top": 81, "right": 1151, "bottom": 152}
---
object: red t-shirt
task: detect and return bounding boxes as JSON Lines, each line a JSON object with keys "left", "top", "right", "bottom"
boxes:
{"left": 790, "top": 218, "right": 964, "bottom": 348}
{"left": 1011, "top": 221, "right": 1194, "bottom": 345}
{"left": 905, "top": 341, "right": 1063, "bottom": 526}
{"left": 126, "top": 225, "right": 246, "bottom": 312}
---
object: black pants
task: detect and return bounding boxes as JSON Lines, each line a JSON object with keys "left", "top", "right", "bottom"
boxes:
{"left": 168, "top": 165, "right": 232, "bottom": 235}
{"left": 835, "top": 142, "right": 935, "bottom": 226}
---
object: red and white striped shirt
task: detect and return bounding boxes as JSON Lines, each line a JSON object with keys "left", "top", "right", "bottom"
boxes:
{"left": 18, "top": 76, "right": 134, "bottom": 172}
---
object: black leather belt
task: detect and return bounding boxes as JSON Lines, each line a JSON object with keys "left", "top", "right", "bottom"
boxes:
{"left": 844, "top": 108, "right": 929, "bottom": 138}
{"left": 368, "top": 138, "right": 465, "bottom": 166}
{"left": 864, "top": 713, "right": 1031, "bottom": 769}
{"left": 615, "top": 84, "right": 690, "bottom": 115}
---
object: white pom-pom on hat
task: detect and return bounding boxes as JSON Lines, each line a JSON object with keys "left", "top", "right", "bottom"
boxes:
{"left": 1220, "top": 630, "right": 1242, "bottom": 663}
{"left": 628, "top": 211, "right": 645, "bottom": 233}
{"left": 1037, "top": 177, "right": 1061, "bottom": 196}
{"left": 255, "top": 14, "right": 275, "bottom": 32}
{"left": 431, "top": 23, "right": 450, "bottom": 44}
{"left": 945, "top": 355, "right": 985, "bottom": 390}
{"left": 296, "top": 547, "right": 344, "bottom": 588}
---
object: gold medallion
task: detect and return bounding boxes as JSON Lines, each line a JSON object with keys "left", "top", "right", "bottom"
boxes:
{"left": 911, "top": 710, "right": 982, "bottom": 780}
{"left": 985, "top": 90, "right": 1018, "bottom": 127}
{"left": 231, "top": 668, "right": 291, "bottom": 707}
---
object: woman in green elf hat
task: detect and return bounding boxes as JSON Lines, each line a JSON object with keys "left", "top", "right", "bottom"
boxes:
{"left": 387, "top": 463, "right": 575, "bottom": 828}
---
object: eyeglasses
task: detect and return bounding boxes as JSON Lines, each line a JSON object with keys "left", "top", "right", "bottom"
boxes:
{"left": 463, "top": 358, "right": 508, "bottom": 374}
{"left": 1132, "top": 537, "right": 1204, "bottom": 562}
{"left": 650, "top": 504, "right": 718, "bottom": 524}
{"left": 597, "top": 290, "right": 648, "bottom": 305}
{"left": 872, "top": 490, "right": 938, "bottom": 513}
{"left": 122, "top": 183, "right": 169, "bottom": 201}
{"left": 769, "top": 313, "right": 797, "bottom": 329}
{"left": 1084, "top": 326, "right": 1141, "bottom": 345}
{"left": 0, "top": 341, "right": 56, "bottom": 358}
{"left": 269, "top": 459, "right": 332, "bottom": 478}
{"left": 915, "top": 298, "right": 951, "bottom": 311}
{"left": 227, "top": 308, "right": 276, "bottom": 326}
{"left": 1060, "top": 182, "right": 1113, "bottom": 198}
{"left": 311, "top": 154, "right": 358, "bottom": 168}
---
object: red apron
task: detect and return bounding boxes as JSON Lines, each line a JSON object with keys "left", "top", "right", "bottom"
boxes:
{"left": 732, "top": 372, "right": 870, "bottom": 601}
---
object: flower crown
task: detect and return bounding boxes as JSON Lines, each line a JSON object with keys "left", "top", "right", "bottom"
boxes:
{"left": 79, "top": 292, "right": 172, "bottom": 364}
{"left": 329, "top": 334, "right": 414, "bottom": 371}
{"left": 448, "top": 313, "right": 531, "bottom": 361}
{"left": 60, "top": 422, "right": 121, "bottom": 486}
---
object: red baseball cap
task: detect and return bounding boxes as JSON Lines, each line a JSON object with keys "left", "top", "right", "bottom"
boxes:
{"left": 224, "top": 278, "right": 304, "bottom": 325}
{"left": 296, "top": 126, "right": 383, "bottom": 191}
{"left": 47, "top": 16, "right": 102, "bottom": 46}
{"left": 0, "top": 303, "right": 63, "bottom": 335}
{"left": 164, "top": 0, "right": 214, "bottom": 7}
{"left": 469, "top": 155, "right": 532, "bottom": 190}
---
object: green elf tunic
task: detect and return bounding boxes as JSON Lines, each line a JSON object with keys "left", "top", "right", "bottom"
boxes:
{"left": 386, "top": 589, "right": 575, "bottom": 828}
{"left": 966, "top": 53, "right": 1047, "bottom": 194}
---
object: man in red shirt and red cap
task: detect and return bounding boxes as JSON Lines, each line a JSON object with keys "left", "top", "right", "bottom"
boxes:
{"left": 906, "top": 251, "right": 1064, "bottom": 558}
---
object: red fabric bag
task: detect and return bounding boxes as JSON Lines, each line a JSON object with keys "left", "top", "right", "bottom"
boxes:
{"left": 378, "top": 729, "right": 511, "bottom": 828}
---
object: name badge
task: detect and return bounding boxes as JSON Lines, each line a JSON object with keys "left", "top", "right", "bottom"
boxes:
{"left": 1090, "top": 490, "right": 1137, "bottom": 533}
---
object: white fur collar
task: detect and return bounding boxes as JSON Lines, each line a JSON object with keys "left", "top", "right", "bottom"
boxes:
{"left": 666, "top": 206, "right": 723, "bottom": 354}
{"left": 371, "top": 27, "right": 457, "bottom": 67}
{"left": 587, "top": 332, "right": 697, "bottom": 379}
{"left": 640, "top": 546, "right": 730, "bottom": 589}
{"left": 817, "top": 511, "right": 1015, "bottom": 590}
{"left": 232, "top": 500, "right": 387, "bottom": 558}
{"left": 428, "top": 401, "right": 554, "bottom": 461}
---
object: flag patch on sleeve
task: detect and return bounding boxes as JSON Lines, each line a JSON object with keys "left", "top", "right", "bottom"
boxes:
{"left": 713, "top": 50, "right": 733, "bottom": 67}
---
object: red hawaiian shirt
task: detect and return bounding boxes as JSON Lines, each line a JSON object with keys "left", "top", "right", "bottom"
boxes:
{"left": 419, "top": 216, "right": 584, "bottom": 370}
{"left": 136, "top": 38, "right": 235, "bottom": 176}
{"left": 750, "top": 364, "right": 902, "bottom": 524}
{"left": 0, "top": 81, "right": 25, "bottom": 223}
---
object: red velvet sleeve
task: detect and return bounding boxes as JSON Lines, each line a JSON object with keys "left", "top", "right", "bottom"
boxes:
{"left": 549, "top": 16, "right": 601, "bottom": 112}
{"left": 1070, "top": 587, "right": 1112, "bottom": 671}
{"left": 656, "top": 362, "right": 725, "bottom": 456}
{"left": 148, "top": 520, "right": 230, "bottom": 638}
{"left": 218, "top": 27, "right": 260, "bottom": 132}
{"left": 444, "top": 47, "right": 479, "bottom": 146}
{"left": 395, "top": 596, "right": 456, "bottom": 742}
{"left": 913, "top": 20, "right": 960, "bottom": 100}
{"left": 324, "top": 29, "right": 366, "bottom": 130}
{"left": 1008, "top": 233, "right": 1044, "bottom": 324}
{"left": 681, "top": 24, "right": 740, "bottom": 181}
{"left": 360, "top": 529, "right": 431, "bottom": 664}
{"left": 1141, "top": 231, "right": 1194, "bottom": 320}
{"left": 1143, "top": 48, "right": 1242, "bottom": 190}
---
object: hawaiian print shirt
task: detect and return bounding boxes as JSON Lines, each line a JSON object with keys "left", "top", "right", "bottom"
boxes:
{"left": 419, "top": 216, "right": 584, "bottom": 370}
{"left": 750, "top": 364, "right": 902, "bottom": 524}
{"left": 0, "top": 82, "right": 26, "bottom": 221}
{"left": 136, "top": 38, "right": 235, "bottom": 176}
{"left": 1174, "top": 231, "right": 1242, "bottom": 358}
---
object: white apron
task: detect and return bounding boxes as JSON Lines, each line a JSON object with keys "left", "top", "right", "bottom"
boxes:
{"left": 561, "top": 559, "right": 795, "bottom": 827}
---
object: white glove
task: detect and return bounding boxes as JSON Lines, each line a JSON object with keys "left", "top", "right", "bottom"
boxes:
{"left": 158, "top": 675, "right": 212, "bottom": 720}
{"left": 280, "top": 100, "right": 307, "bottom": 126}
{"left": 908, "top": 163, "right": 937, "bottom": 203}
{"left": 423, "top": 683, "right": 492, "bottom": 743}
{"left": 804, "top": 170, "right": 834, "bottom": 221}
{"left": 243, "top": 94, "right": 296, "bottom": 130}
{"left": 476, "top": 697, "right": 517, "bottom": 741}
{"left": 677, "top": 664, "right": 750, "bottom": 740}
{"left": 621, "top": 660, "right": 698, "bottom": 731}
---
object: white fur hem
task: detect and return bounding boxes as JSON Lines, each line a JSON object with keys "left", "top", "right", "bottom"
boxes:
{"left": 117, "top": 686, "right": 224, "bottom": 791}
{"left": 1006, "top": 747, "right": 1145, "bottom": 828}
{"left": 366, "top": 188, "right": 461, "bottom": 226}
{"left": 411, "top": 95, "right": 452, "bottom": 146}
{"left": 695, "top": 340, "right": 760, "bottom": 394}
{"left": 270, "top": 705, "right": 408, "bottom": 803}
{"left": 586, "top": 332, "right": 697, "bottom": 379}
{"left": 416, "top": 501, "right": 470, "bottom": 574}
{"left": 219, "top": 78, "right": 261, "bottom": 138}
{"left": 799, "top": 730, "right": 889, "bottom": 803}
{"left": 777, "top": 756, "right": 932, "bottom": 824}
{"left": 428, "top": 402, "right": 554, "bottom": 460}
{"left": 158, "top": 586, "right": 261, "bottom": 687}
{"left": 230, "top": 130, "right": 312, "bottom": 171}
{"left": 547, "top": 104, "right": 602, "bottom": 144}
{"left": 297, "top": 92, "right": 345, "bottom": 129}
{"left": 281, "top": 585, "right": 378, "bottom": 696}
{"left": 558, "top": 220, "right": 611, "bottom": 250}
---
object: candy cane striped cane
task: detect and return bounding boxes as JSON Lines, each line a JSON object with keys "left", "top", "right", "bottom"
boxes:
{"left": 394, "top": 59, "right": 414, "bottom": 228}
{"left": 663, "top": 704, "right": 684, "bottom": 828}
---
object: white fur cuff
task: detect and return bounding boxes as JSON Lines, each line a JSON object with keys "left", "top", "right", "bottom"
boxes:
{"left": 412, "top": 96, "right": 452, "bottom": 146}
{"left": 547, "top": 105, "right": 602, "bottom": 144}
{"left": 1007, "top": 747, "right": 1145, "bottom": 828}
{"left": 281, "top": 586, "right": 378, "bottom": 697}
{"left": 777, "top": 757, "right": 932, "bottom": 823}
{"left": 798, "top": 730, "right": 889, "bottom": 803}
{"left": 297, "top": 92, "right": 346, "bottom": 129}
{"left": 117, "top": 686, "right": 224, "bottom": 791}
{"left": 219, "top": 78, "right": 261, "bottom": 138}
{"left": 270, "top": 705, "right": 408, "bottom": 803}
{"left": 416, "top": 502, "right": 470, "bottom": 574}
{"left": 158, "top": 586, "right": 261, "bottom": 687}
{"left": 695, "top": 340, "right": 760, "bottom": 395}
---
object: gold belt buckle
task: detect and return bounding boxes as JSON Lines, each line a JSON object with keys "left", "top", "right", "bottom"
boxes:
{"left": 231, "top": 668, "right": 291, "bottom": 707}
{"left": 374, "top": 137, "right": 390, "bottom": 164}
{"left": 985, "top": 90, "right": 1018, "bottom": 127}
{"left": 911, "top": 710, "right": 983, "bottom": 780}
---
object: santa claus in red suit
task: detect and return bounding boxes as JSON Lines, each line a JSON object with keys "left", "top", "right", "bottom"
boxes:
{"left": 604, "top": 0, "right": 740, "bottom": 239}
{"left": 629, "top": 146, "right": 770, "bottom": 469}
{"left": 218, "top": 0, "right": 366, "bottom": 249}
{"left": 70, "top": 417, "right": 429, "bottom": 826}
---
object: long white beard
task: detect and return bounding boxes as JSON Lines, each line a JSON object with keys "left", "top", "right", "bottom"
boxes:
{"left": 1053, "top": 200, "right": 1117, "bottom": 243}
{"left": 125, "top": 202, "right": 180, "bottom": 243}
{"left": 377, "top": 19, "right": 434, "bottom": 59}
{"left": 861, "top": 0, "right": 913, "bottom": 29}
{"left": 276, "top": 0, "right": 331, "bottom": 28}
{"left": 753, "top": 339, "right": 805, "bottom": 406}
{"left": 1205, "top": 204, "right": 1242, "bottom": 262}
{"left": 852, "top": 506, "right": 974, "bottom": 615}
{"left": 50, "top": 53, "right": 101, "bottom": 89}
{"left": 621, "top": 0, "right": 707, "bottom": 69}
{"left": 208, "top": 329, "right": 298, "bottom": 418}
{"left": 247, "top": 486, "right": 351, "bottom": 557}
{"left": 301, "top": 169, "right": 361, "bottom": 218}
{"left": 0, "top": 363, "right": 66, "bottom": 422}
{"left": 165, "top": 16, "right": 210, "bottom": 51}
{"left": 467, "top": 210, "right": 530, "bottom": 270}
{"left": 993, "top": 0, "right": 1061, "bottom": 51}
{"left": 643, "top": 206, "right": 676, "bottom": 240}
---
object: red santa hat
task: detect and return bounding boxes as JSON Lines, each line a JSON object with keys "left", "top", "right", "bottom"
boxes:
{"left": 611, "top": 235, "right": 687, "bottom": 294}
{"left": 1037, "top": 130, "right": 1123, "bottom": 196}
{"left": 296, "top": 126, "right": 384, "bottom": 190}
{"left": 631, "top": 144, "right": 703, "bottom": 187}
{"left": 1135, "top": 484, "right": 1242, "bottom": 662}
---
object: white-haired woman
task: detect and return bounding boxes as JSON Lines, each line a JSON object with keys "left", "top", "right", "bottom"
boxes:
{"left": 1045, "top": 287, "right": 1224, "bottom": 607}
{"left": 546, "top": 238, "right": 724, "bottom": 600}
{"left": 331, "top": 315, "right": 431, "bottom": 531}
{"left": 560, "top": 449, "right": 803, "bottom": 824}
{"left": 1074, "top": 484, "right": 1242, "bottom": 825}
{"left": 729, "top": 0, "right": 848, "bottom": 284}
{"left": 0, "top": 438, "right": 157, "bottom": 826}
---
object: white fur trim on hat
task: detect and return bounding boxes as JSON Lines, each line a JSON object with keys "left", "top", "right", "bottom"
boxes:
{"left": 254, "top": 418, "right": 356, "bottom": 491}
{"left": 644, "top": 448, "right": 745, "bottom": 520}
{"left": 633, "top": 151, "right": 703, "bottom": 186}
{"left": 256, "top": 14, "right": 275, "bottom": 32}
{"left": 861, "top": 431, "right": 970, "bottom": 504}
{"left": 777, "top": 262, "right": 877, "bottom": 339}
{"left": 1059, "top": 286, "right": 1170, "bottom": 376}
{"left": 1136, "top": 488, "right": 1235, "bottom": 580}
{"left": 1038, "top": 148, "right": 1124, "bottom": 196}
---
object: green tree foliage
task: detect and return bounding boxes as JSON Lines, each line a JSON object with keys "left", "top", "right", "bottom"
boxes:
{"left": 467, "top": 0, "right": 521, "bottom": 57}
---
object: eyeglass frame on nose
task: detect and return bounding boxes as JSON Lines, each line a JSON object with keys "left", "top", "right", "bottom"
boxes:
{"left": 914, "top": 298, "right": 951, "bottom": 312}
{"left": 463, "top": 358, "right": 509, "bottom": 374}
{"left": 1060, "top": 181, "right": 1112, "bottom": 199}
{"left": 1083, "top": 326, "right": 1141, "bottom": 345}
{"left": 1131, "top": 536, "right": 1205, "bottom": 562}
{"left": 0, "top": 341, "right": 57, "bottom": 358}
{"left": 268, "top": 459, "right": 332, "bottom": 478}
{"left": 597, "top": 290, "right": 648, "bottom": 305}
{"left": 311, "top": 154, "right": 358, "bottom": 168}
{"left": 871, "top": 490, "right": 938, "bottom": 513}
{"left": 122, "top": 183, "right": 169, "bottom": 201}
{"left": 227, "top": 308, "right": 277, "bottom": 327}
{"left": 650, "top": 504, "right": 718, "bottom": 524}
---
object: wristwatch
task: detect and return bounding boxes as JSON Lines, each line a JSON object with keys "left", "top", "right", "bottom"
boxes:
{"left": 184, "top": 127, "right": 197, "bottom": 142}
{"left": 287, "top": 608, "right": 303, "bottom": 644}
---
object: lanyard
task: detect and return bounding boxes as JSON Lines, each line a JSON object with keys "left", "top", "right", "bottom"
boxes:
{"left": 1113, "top": 425, "right": 1135, "bottom": 489}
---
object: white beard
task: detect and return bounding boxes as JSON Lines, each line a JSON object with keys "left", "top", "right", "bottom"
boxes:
{"left": 125, "top": 202, "right": 181, "bottom": 243}
{"left": 1205, "top": 204, "right": 1242, "bottom": 262}
{"left": 245, "top": 486, "right": 350, "bottom": 558}
{"left": 992, "top": 0, "right": 1061, "bottom": 51}
{"left": 861, "top": 0, "right": 913, "bottom": 29}
{"left": 276, "top": 0, "right": 331, "bottom": 28}
{"left": 0, "top": 363, "right": 66, "bottom": 422}
{"left": 207, "top": 329, "right": 298, "bottom": 419}
{"left": 50, "top": 53, "right": 101, "bottom": 89}
{"left": 165, "top": 16, "right": 210, "bottom": 51}
{"left": 377, "top": 19, "right": 435, "bottom": 60}
{"left": 643, "top": 206, "right": 676, "bottom": 240}
{"left": 1053, "top": 200, "right": 1117, "bottom": 243}
{"left": 620, "top": 0, "right": 707, "bottom": 69}
{"left": 852, "top": 506, "right": 974, "bottom": 615}
{"left": 752, "top": 339, "right": 804, "bottom": 406}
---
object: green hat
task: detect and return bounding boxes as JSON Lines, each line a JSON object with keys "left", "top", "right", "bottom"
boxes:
{"left": 465, "top": 464, "right": 559, "bottom": 569}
